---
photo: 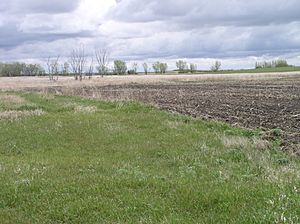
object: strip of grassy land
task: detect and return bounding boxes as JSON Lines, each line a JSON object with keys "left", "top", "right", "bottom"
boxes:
{"left": 0, "top": 92, "right": 299, "bottom": 223}
{"left": 171, "top": 66, "right": 300, "bottom": 75}
{"left": 207, "top": 66, "right": 300, "bottom": 74}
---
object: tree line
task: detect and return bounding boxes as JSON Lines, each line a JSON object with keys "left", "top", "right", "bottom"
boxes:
{"left": 0, "top": 62, "right": 45, "bottom": 77}
{"left": 255, "top": 59, "right": 290, "bottom": 69}
{"left": 0, "top": 45, "right": 294, "bottom": 80}
{"left": 0, "top": 43, "right": 227, "bottom": 80}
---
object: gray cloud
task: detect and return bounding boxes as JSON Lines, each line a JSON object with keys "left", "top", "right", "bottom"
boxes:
{"left": 0, "top": 0, "right": 300, "bottom": 67}
{"left": 0, "top": 0, "right": 89, "bottom": 52}
{"left": 110, "top": 0, "right": 300, "bottom": 26}
{"left": 0, "top": 24, "right": 92, "bottom": 50}
{"left": 106, "top": 0, "right": 300, "bottom": 59}
{"left": 1, "top": 0, "right": 80, "bottom": 14}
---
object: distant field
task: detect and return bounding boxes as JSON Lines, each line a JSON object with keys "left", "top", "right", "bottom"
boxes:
{"left": 0, "top": 71, "right": 300, "bottom": 90}
{"left": 1, "top": 92, "right": 300, "bottom": 223}
{"left": 197, "top": 66, "right": 300, "bottom": 74}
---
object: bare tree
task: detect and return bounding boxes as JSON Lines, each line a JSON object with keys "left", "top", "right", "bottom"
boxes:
{"left": 46, "top": 57, "right": 52, "bottom": 80}
{"left": 61, "top": 62, "right": 70, "bottom": 76}
{"left": 211, "top": 61, "right": 221, "bottom": 72}
{"left": 70, "top": 45, "right": 86, "bottom": 81}
{"left": 46, "top": 56, "right": 60, "bottom": 81}
{"left": 128, "top": 62, "right": 138, "bottom": 74}
{"left": 132, "top": 62, "right": 138, "bottom": 74}
{"left": 87, "top": 57, "right": 94, "bottom": 79}
{"left": 95, "top": 48, "right": 110, "bottom": 77}
{"left": 70, "top": 53, "right": 78, "bottom": 79}
{"left": 142, "top": 62, "right": 149, "bottom": 74}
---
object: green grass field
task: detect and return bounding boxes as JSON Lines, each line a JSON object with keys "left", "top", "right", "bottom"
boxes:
{"left": 209, "top": 66, "right": 300, "bottom": 74}
{"left": 0, "top": 92, "right": 300, "bottom": 223}
{"left": 171, "top": 66, "right": 300, "bottom": 75}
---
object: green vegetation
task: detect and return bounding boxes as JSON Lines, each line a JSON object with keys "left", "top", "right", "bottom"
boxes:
{"left": 114, "top": 60, "right": 128, "bottom": 75}
{"left": 1, "top": 57, "right": 299, "bottom": 78}
{"left": 175, "top": 60, "right": 198, "bottom": 74}
{"left": 0, "top": 92, "right": 300, "bottom": 223}
{"left": 0, "top": 62, "right": 45, "bottom": 77}
{"left": 255, "top": 59, "right": 290, "bottom": 69}
{"left": 195, "top": 66, "right": 300, "bottom": 74}
{"left": 152, "top": 61, "right": 168, "bottom": 74}
{"left": 176, "top": 60, "right": 188, "bottom": 73}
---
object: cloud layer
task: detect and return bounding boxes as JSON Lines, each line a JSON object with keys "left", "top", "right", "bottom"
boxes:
{"left": 0, "top": 0, "right": 300, "bottom": 68}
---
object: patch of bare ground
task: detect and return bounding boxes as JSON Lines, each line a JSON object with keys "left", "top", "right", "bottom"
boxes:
{"left": 0, "top": 109, "right": 45, "bottom": 121}
{"left": 36, "top": 74, "right": 300, "bottom": 153}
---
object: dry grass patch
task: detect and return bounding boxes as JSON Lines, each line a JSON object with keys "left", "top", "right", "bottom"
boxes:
{"left": 165, "top": 120, "right": 185, "bottom": 129}
{"left": 221, "top": 135, "right": 252, "bottom": 149}
{"left": 0, "top": 94, "right": 27, "bottom": 106}
{"left": 74, "top": 105, "right": 97, "bottom": 113}
{"left": 252, "top": 138, "right": 271, "bottom": 150}
{"left": 61, "top": 102, "right": 98, "bottom": 114}
{"left": 220, "top": 135, "right": 298, "bottom": 184}
{"left": 221, "top": 135, "right": 271, "bottom": 150}
{"left": 0, "top": 109, "right": 45, "bottom": 121}
{"left": 36, "top": 91, "right": 55, "bottom": 100}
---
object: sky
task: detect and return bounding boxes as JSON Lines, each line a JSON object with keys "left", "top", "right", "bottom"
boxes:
{"left": 0, "top": 0, "right": 300, "bottom": 70}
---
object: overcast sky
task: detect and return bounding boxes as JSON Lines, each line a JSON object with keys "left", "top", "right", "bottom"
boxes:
{"left": 0, "top": 0, "right": 300, "bottom": 69}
